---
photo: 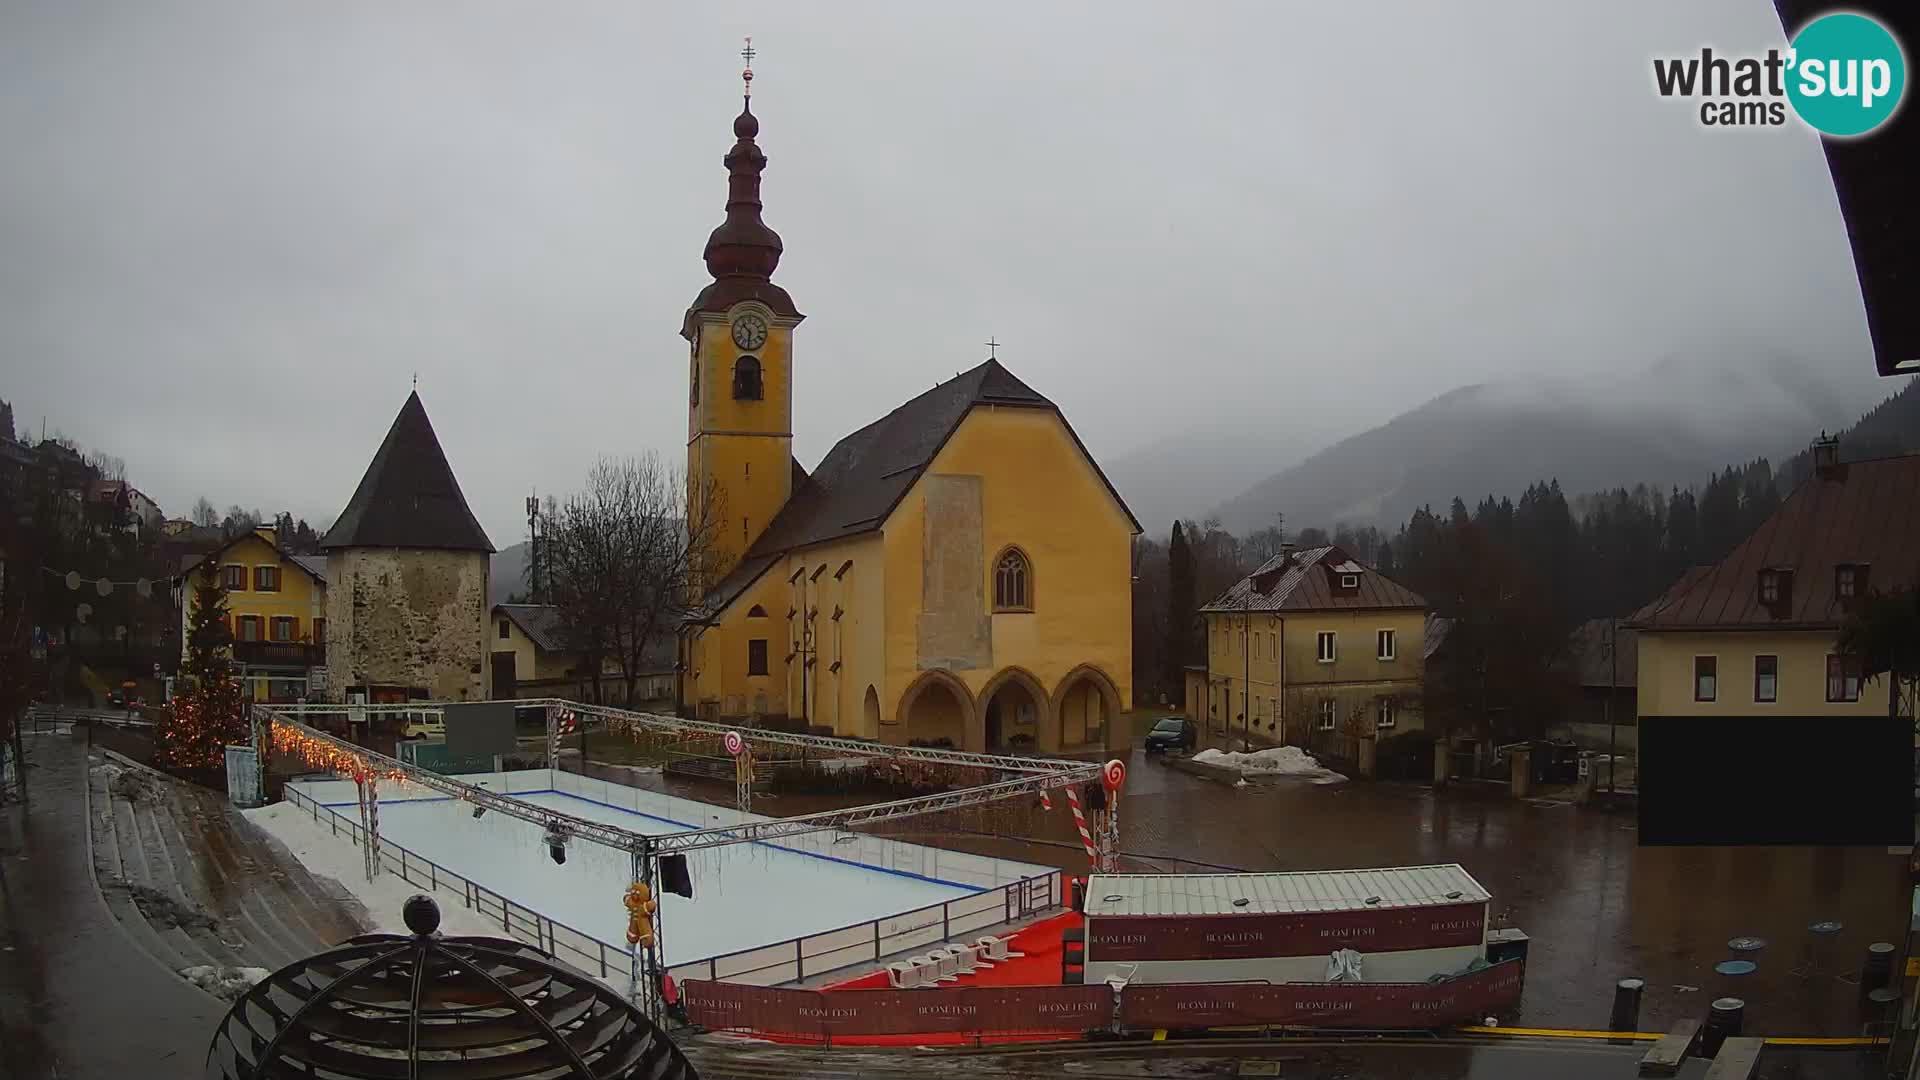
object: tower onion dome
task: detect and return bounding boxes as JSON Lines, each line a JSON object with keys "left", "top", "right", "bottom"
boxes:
{"left": 683, "top": 50, "right": 801, "bottom": 328}
{"left": 205, "top": 896, "right": 697, "bottom": 1080}
{"left": 701, "top": 99, "right": 784, "bottom": 281}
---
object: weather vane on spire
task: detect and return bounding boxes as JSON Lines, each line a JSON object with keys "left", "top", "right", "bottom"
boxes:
{"left": 741, "top": 36, "right": 755, "bottom": 99}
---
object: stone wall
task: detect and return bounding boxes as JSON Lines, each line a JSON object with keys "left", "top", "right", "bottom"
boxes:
{"left": 324, "top": 548, "right": 488, "bottom": 702}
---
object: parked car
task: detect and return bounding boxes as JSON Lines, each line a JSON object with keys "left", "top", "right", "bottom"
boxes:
{"left": 401, "top": 710, "right": 446, "bottom": 739}
{"left": 1143, "top": 716, "right": 1197, "bottom": 754}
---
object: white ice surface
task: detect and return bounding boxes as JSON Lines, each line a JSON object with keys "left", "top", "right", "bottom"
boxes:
{"left": 1192, "top": 745, "right": 1347, "bottom": 784}
{"left": 313, "top": 790, "right": 978, "bottom": 967}
{"left": 244, "top": 801, "right": 508, "bottom": 938}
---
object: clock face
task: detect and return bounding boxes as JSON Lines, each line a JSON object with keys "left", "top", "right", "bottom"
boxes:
{"left": 731, "top": 313, "right": 769, "bottom": 350}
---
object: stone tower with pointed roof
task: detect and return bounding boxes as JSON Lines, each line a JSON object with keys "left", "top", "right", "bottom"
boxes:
{"left": 321, "top": 391, "right": 495, "bottom": 703}
{"left": 678, "top": 69, "right": 1139, "bottom": 753}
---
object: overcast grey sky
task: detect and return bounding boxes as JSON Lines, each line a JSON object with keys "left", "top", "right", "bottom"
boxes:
{"left": 0, "top": 1, "right": 1879, "bottom": 546}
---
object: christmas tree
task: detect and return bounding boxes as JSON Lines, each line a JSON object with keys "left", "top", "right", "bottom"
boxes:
{"left": 156, "top": 570, "right": 248, "bottom": 769}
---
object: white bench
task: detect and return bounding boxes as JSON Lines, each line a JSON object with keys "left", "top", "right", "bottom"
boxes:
{"left": 886, "top": 962, "right": 918, "bottom": 989}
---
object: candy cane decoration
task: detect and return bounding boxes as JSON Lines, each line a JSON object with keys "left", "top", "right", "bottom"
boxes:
{"left": 725, "top": 731, "right": 752, "bottom": 813}
{"left": 1065, "top": 784, "right": 1097, "bottom": 868}
{"left": 547, "top": 705, "right": 577, "bottom": 764}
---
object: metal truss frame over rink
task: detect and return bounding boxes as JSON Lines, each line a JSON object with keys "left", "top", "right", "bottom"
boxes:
{"left": 255, "top": 699, "right": 1120, "bottom": 1020}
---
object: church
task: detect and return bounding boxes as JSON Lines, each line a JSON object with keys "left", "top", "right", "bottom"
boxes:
{"left": 679, "top": 70, "right": 1138, "bottom": 755}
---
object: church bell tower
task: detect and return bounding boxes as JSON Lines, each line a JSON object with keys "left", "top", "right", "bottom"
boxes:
{"left": 684, "top": 40, "right": 803, "bottom": 581}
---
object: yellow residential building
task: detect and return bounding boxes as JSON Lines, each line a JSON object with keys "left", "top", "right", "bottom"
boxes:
{"left": 1629, "top": 446, "right": 1917, "bottom": 721}
{"left": 176, "top": 527, "right": 328, "bottom": 702}
{"left": 490, "top": 603, "right": 673, "bottom": 705}
{"left": 678, "top": 91, "right": 1138, "bottom": 753}
{"left": 1196, "top": 546, "right": 1428, "bottom": 754}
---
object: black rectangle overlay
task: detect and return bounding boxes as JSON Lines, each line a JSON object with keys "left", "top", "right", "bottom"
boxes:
{"left": 1638, "top": 715, "right": 1910, "bottom": 845}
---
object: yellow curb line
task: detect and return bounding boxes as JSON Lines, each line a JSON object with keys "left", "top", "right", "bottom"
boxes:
{"left": 1457, "top": 1026, "right": 1882, "bottom": 1046}
{"left": 1459, "top": 1026, "right": 1660, "bottom": 1040}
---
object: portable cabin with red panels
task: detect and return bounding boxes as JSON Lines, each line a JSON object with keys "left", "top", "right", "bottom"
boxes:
{"left": 1081, "top": 864, "right": 1492, "bottom": 986}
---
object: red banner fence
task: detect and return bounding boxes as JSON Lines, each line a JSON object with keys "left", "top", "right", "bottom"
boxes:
{"left": 684, "top": 958, "right": 1523, "bottom": 1039}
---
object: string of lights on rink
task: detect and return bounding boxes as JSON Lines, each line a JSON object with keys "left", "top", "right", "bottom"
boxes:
{"left": 261, "top": 702, "right": 1107, "bottom": 856}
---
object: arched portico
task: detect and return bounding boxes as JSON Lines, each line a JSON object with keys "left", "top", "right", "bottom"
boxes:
{"left": 896, "top": 669, "right": 978, "bottom": 750}
{"left": 1053, "top": 664, "right": 1122, "bottom": 752}
{"left": 977, "top": 667, "right": 1052, "bottom": 753}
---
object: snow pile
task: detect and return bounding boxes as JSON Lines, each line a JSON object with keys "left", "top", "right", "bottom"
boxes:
{"left": 243, "top": 802, "right": 505, "bottom": 939}
{"left": 179, "top": 965, "right": 269, "bottom": 1001}
{"left": 1192, "top": 746, "right": 1346, "bottom": 784}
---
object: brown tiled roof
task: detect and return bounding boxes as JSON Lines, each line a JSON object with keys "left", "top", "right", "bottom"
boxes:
{"left": 1199, "top": 546, "right": 1425, "bottom": 613}
{"left": 497, "top": 603, "right": 673, "bottom": 672}
{"left": 1629, "top": 453, "right": 1920, "bottom": 631}
{"left": 321, "top": 392, "right": 494, "bottom": 553}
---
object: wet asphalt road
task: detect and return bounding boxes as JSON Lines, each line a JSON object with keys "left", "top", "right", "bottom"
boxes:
{"left": 0, "top": 733, "right": 224, "bottom": 1079}
{"left": 835, "top": 746, "right": 1911, "bottom": 1039}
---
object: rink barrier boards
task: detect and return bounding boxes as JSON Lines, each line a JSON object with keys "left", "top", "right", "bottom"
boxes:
{"left": 683, "top": 958, "right": 1525, "bottom": 1042}
{"left": 279, "top": 783, "right": 1063, "bottom": 990}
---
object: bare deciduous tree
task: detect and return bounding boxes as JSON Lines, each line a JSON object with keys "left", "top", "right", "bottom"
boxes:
{"left": 190, "top": 497, "right": 219, "bottom": 527}
{"left": 545, "top": 454, "right": 727, "bottom": 706}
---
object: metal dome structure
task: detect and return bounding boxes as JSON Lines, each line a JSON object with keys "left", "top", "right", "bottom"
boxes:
{"left": 206, "top": 896, "right": 697, "bottom": 1080}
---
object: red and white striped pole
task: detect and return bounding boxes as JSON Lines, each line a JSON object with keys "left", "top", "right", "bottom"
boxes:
{"left": 1065, "top": 785, "right": 1097, "bottom": 870}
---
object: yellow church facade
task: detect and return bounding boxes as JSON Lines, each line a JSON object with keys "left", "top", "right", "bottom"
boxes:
{"left": 677, "top": 87, "right": 1136, "bottom": 754}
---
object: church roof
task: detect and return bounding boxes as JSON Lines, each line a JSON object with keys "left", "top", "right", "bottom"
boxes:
{"left": 321, "top": 392, "right": 495, "bottom": 553}
{"left": 699, "top": 359, "right": 1139, "bottom": 611}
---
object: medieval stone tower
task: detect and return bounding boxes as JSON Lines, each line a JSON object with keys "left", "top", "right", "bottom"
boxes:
{"left": 320, "top": 391, "right": 494, "bottom": 703}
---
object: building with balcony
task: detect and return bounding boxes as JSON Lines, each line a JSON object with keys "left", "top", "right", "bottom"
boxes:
{"left": 176, "top": 526, "right": 328, "bottom": 702}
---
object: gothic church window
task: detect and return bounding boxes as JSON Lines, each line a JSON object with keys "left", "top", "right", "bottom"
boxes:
{"left": 993, "top": 547, "right": 1032, "bottom": 611}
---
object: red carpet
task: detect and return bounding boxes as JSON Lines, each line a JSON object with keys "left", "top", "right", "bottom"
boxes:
{"left": 722, "top": 894, "right": 1087, "bottom": 1045}
{"left": 824, "top": 910, "right": 1082, "bottom": 991}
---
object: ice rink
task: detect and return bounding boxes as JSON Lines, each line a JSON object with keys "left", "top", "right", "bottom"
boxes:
{"left": 287, "top": 769, "right": 1053, "bottom": 973}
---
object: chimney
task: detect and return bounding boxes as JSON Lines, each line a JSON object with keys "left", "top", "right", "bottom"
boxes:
{"left": 254, "top": 525, "right": 277, "bottom": 547}
{"left": 1811, "top": 432, "right": 1841, "bottom": 480}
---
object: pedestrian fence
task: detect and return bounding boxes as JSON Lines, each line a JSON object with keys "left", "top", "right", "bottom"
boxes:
{"left": 664, "top": 872, "right": 1058, "bottom": 987}
{"left": 276, "top": 783, "right": 1063, "bottom": 994}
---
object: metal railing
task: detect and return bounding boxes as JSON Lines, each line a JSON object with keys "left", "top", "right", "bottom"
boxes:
{"left": 665, "top": 870, "right": 1060, "bottom": 987}
{"left": 282, "top": 782, "right": 1061, "bottom": 992}
{"left": 23, "top": 704, "right": 154, "bottom": 733}
{"left": 279, "top": 784, "right": 636, "bottom": 983}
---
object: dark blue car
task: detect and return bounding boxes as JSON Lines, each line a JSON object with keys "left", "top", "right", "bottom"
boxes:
{"left": 1143, "top": 716, "right": 1196, "bottom": 753}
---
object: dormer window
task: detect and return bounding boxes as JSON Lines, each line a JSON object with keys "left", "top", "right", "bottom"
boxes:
{"left": 1340, "top": 573, "right": 1359, "bottom": 590}
{"left": 1757, "top": 568, "right": 1793, "bottom": 613}
{"left": 732, "top": 355, "right": 763, "bottom": 400}
{"left": 1836, "top": 563, "right": 1867, "bottom": 600}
